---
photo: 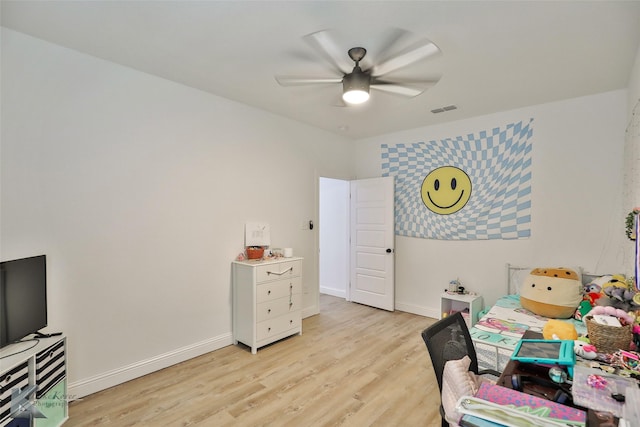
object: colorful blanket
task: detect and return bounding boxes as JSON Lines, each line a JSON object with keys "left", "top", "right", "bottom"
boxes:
{"left": 458, "top": 383, "right": 586, "bottom": 427}
{"left": 470, "top": 295, "right": 587, "bottom": 371}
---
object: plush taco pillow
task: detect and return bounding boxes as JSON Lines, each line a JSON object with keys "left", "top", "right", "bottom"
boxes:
{"left": 520, "top": 267, "right": 582, "bottom": 319}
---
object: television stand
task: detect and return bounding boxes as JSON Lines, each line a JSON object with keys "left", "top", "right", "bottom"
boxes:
{"left": 0, "top": 335, "right": 68, "bottom": 426}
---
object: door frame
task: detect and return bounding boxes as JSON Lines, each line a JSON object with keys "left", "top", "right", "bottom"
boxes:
{"left": 316, "top": 174, "right": 395, "bottom": 311}
{"left": 318, "top": 176, "right": 351, "bottom": 301}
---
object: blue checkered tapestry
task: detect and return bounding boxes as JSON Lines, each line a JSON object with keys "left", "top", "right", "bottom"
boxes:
{"left": 381, "top": 119, "right": 533, "bottom": 240}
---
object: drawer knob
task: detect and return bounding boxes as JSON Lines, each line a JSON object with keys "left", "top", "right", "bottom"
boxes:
{"left": 268, "top": 309, "right": 271, "bottom": 313}
{"left": 268, "top": 327, "right": 271, "bottom": 331}
{"left": 4, "top": 374, "right": 11, "bottom": 383}
{"left": 267, "top": 290, "right": 271, "bottom": 295}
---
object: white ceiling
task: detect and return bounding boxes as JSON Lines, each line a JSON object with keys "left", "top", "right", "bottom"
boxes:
{"left": 2, "top": 1, "right": 640, "bottom": 140}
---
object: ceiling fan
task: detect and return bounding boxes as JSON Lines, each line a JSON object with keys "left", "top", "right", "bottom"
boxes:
{"left": 275, "top": 29, "right": 441, "bottom": 105}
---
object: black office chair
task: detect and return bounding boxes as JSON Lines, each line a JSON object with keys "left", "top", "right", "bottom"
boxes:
{"left": 421, "top": 312, "right": 500, "bottom": 427}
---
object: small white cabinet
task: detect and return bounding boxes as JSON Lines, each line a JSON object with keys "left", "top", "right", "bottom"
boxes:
{"left": 232, "top": 257, "right": 303, "bottom": 354}
{"left": 440, "top": 292, "right": 483, "bottom": 328}
{"left": 0, "top": 335, "right": 67, "bottom": 427}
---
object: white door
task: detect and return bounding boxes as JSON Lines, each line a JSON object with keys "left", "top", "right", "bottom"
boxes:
{"left": 349, "top": 176, "right": 395, "bottom": 311}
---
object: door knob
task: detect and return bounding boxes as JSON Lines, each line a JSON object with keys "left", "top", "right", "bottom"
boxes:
{"left": 386, "top": 248, "right": 393, "bottom": 253}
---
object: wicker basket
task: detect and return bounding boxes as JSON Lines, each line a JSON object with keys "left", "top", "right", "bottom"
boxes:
{"left": 246, "top": 246, "right": 264, "bottom": 260}
{"left": 585, "top": 315, "right": 632, "bottom": 354}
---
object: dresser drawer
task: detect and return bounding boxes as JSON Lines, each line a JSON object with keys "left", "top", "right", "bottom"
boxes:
{"left": 256, "top": 276, "right": 301, "bottom": 303}
{"left": 256, "top": 293, "right": 302, "bottom": 322}
{"left": 1, "top": 361, "right": 29, "bottom": 424}
{"left": 256, "top": 313, "right": 302, "bottom": 341}
{"left": 35, "top": 339, "right": 65, "bottom": 398}
{"left": 256, "top": 260, "right": 301, "bottom": 283}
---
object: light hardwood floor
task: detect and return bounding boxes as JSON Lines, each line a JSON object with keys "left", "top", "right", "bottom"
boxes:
{"left": 66, "top": 294, "right": 440, "bottom": 426}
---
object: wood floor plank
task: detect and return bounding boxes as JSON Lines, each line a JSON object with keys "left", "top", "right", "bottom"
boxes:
{"left": 66, "top": 295, "right": 440, "bottom": 426}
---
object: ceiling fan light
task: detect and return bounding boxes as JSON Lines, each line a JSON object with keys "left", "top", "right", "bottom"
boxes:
{"left": 343, "top": 89, "right": 370, "bottom": 104}
{"left": 342, "top": 68, "right": 370, "bottom": 104}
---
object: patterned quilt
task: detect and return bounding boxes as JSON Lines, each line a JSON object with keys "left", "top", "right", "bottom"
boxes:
{"left": 469, "top": 294, "right": 586, "bottom": 371}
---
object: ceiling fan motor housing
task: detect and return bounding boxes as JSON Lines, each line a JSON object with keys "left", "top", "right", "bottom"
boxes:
{"left": 342, "top": 66, "right": 371, "bottom": 104}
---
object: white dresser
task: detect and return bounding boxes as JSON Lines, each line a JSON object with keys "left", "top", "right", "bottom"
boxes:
{"left": 232, "top": 257, "right": 303, "bottom": 354}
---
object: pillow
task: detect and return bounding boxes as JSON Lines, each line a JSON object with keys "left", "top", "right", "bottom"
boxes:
{"left": 440, "top": 356, "right": 479, "bottom": 426}
{"left": 520, "top": 267, "right": 583, "bottom": 318}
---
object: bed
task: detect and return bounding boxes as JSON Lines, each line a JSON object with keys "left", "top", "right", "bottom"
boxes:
{"left": 469, "top": 264, "right": 596, "bottom": 372}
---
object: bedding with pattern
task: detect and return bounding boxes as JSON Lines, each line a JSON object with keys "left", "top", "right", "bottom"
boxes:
{"left": 469, "top": 294, "right": 587, "bottom": 371}
{"left": 467, "top": 265, "right": 606, "bottom": 371}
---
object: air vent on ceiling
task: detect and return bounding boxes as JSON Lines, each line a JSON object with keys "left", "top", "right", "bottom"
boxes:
{"left": 431, "top": 105, "right": 457, "bottom": 114}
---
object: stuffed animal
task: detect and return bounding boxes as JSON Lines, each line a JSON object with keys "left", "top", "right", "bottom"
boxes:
{"left": 583, "top": 281, "right": 603, "bottom": 306}
{"left": 595, "top": 274, "right": 640, "bottom": 313}
{"left": 584, "top": 282, "right": 602, "bottom": 294}
{"left": 574, "top": 300, "right": 592, "bottom": 321}
{"left": 574, "top": 340, "right": 598, "bottom": 359}
{"left": 543, "top": 319, "right": 578, "bottom": 340}
{"left": 520, "top": 267, "right": 582, "bottom": 319}
{"left": 599, "top": 274, "right": 627, "bottom": 292}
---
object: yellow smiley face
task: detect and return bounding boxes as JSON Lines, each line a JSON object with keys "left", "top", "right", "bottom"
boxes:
{"left": 421, "top": 166, "right": 472, "bottom": 215}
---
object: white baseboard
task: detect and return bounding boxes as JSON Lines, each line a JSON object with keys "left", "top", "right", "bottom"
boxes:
{"left": 319, "top": 287, "right": 346, "bottom": 298}
{"left": 395, "top": 301, "right": 439, "bottom": 319}
{"left": 318, "top": 291, "right": 437, "bottom": 320}
{"left": 68, "top": 333, "right": 233, "bottom": 399}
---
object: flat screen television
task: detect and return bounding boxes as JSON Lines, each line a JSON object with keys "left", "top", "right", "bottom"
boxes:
{"left": 0, "top": 254, "right": 47, "bottom": 348}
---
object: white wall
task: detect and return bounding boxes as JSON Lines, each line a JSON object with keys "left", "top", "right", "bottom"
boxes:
{"left": 319, "top": 177, "right": 349, "bottom": 298}
{"left": 2, "top": 26, "right": 637, "bottom": 399}
{"left": 624, "top": 44, "right": 640, "bottom": 218}
{"left": 354, "top": 90, "right": 629, "bottom": 317}
{"left": 623, "top": 44, "right": 640, "bottom": 281}
{"left": 0, "top": 29, "right": 354, "bottom": 397}
{"left": 628, "top": 44, "right": 640, "bottom": 118}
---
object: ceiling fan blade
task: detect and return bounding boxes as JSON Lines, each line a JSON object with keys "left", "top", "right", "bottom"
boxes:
{"left": 372, "top": 77, "right": 440, "bottom": 86}
{"left": 374, "top": 28, "right": 412, "bottom": 64}
{"left": 370, "top": 84, "right": 424, "bottom": 97}
{"left": 275, "top": 75, "right": 342, "bottom": 86}
{"left": 303, "top": 30, "right": 353, "bottom": 74}
{"left": 370, "top": 76, "right": 440, "bottom": 97}
{"left": 372, "top": 39, "right": 441, "bottom": 77}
